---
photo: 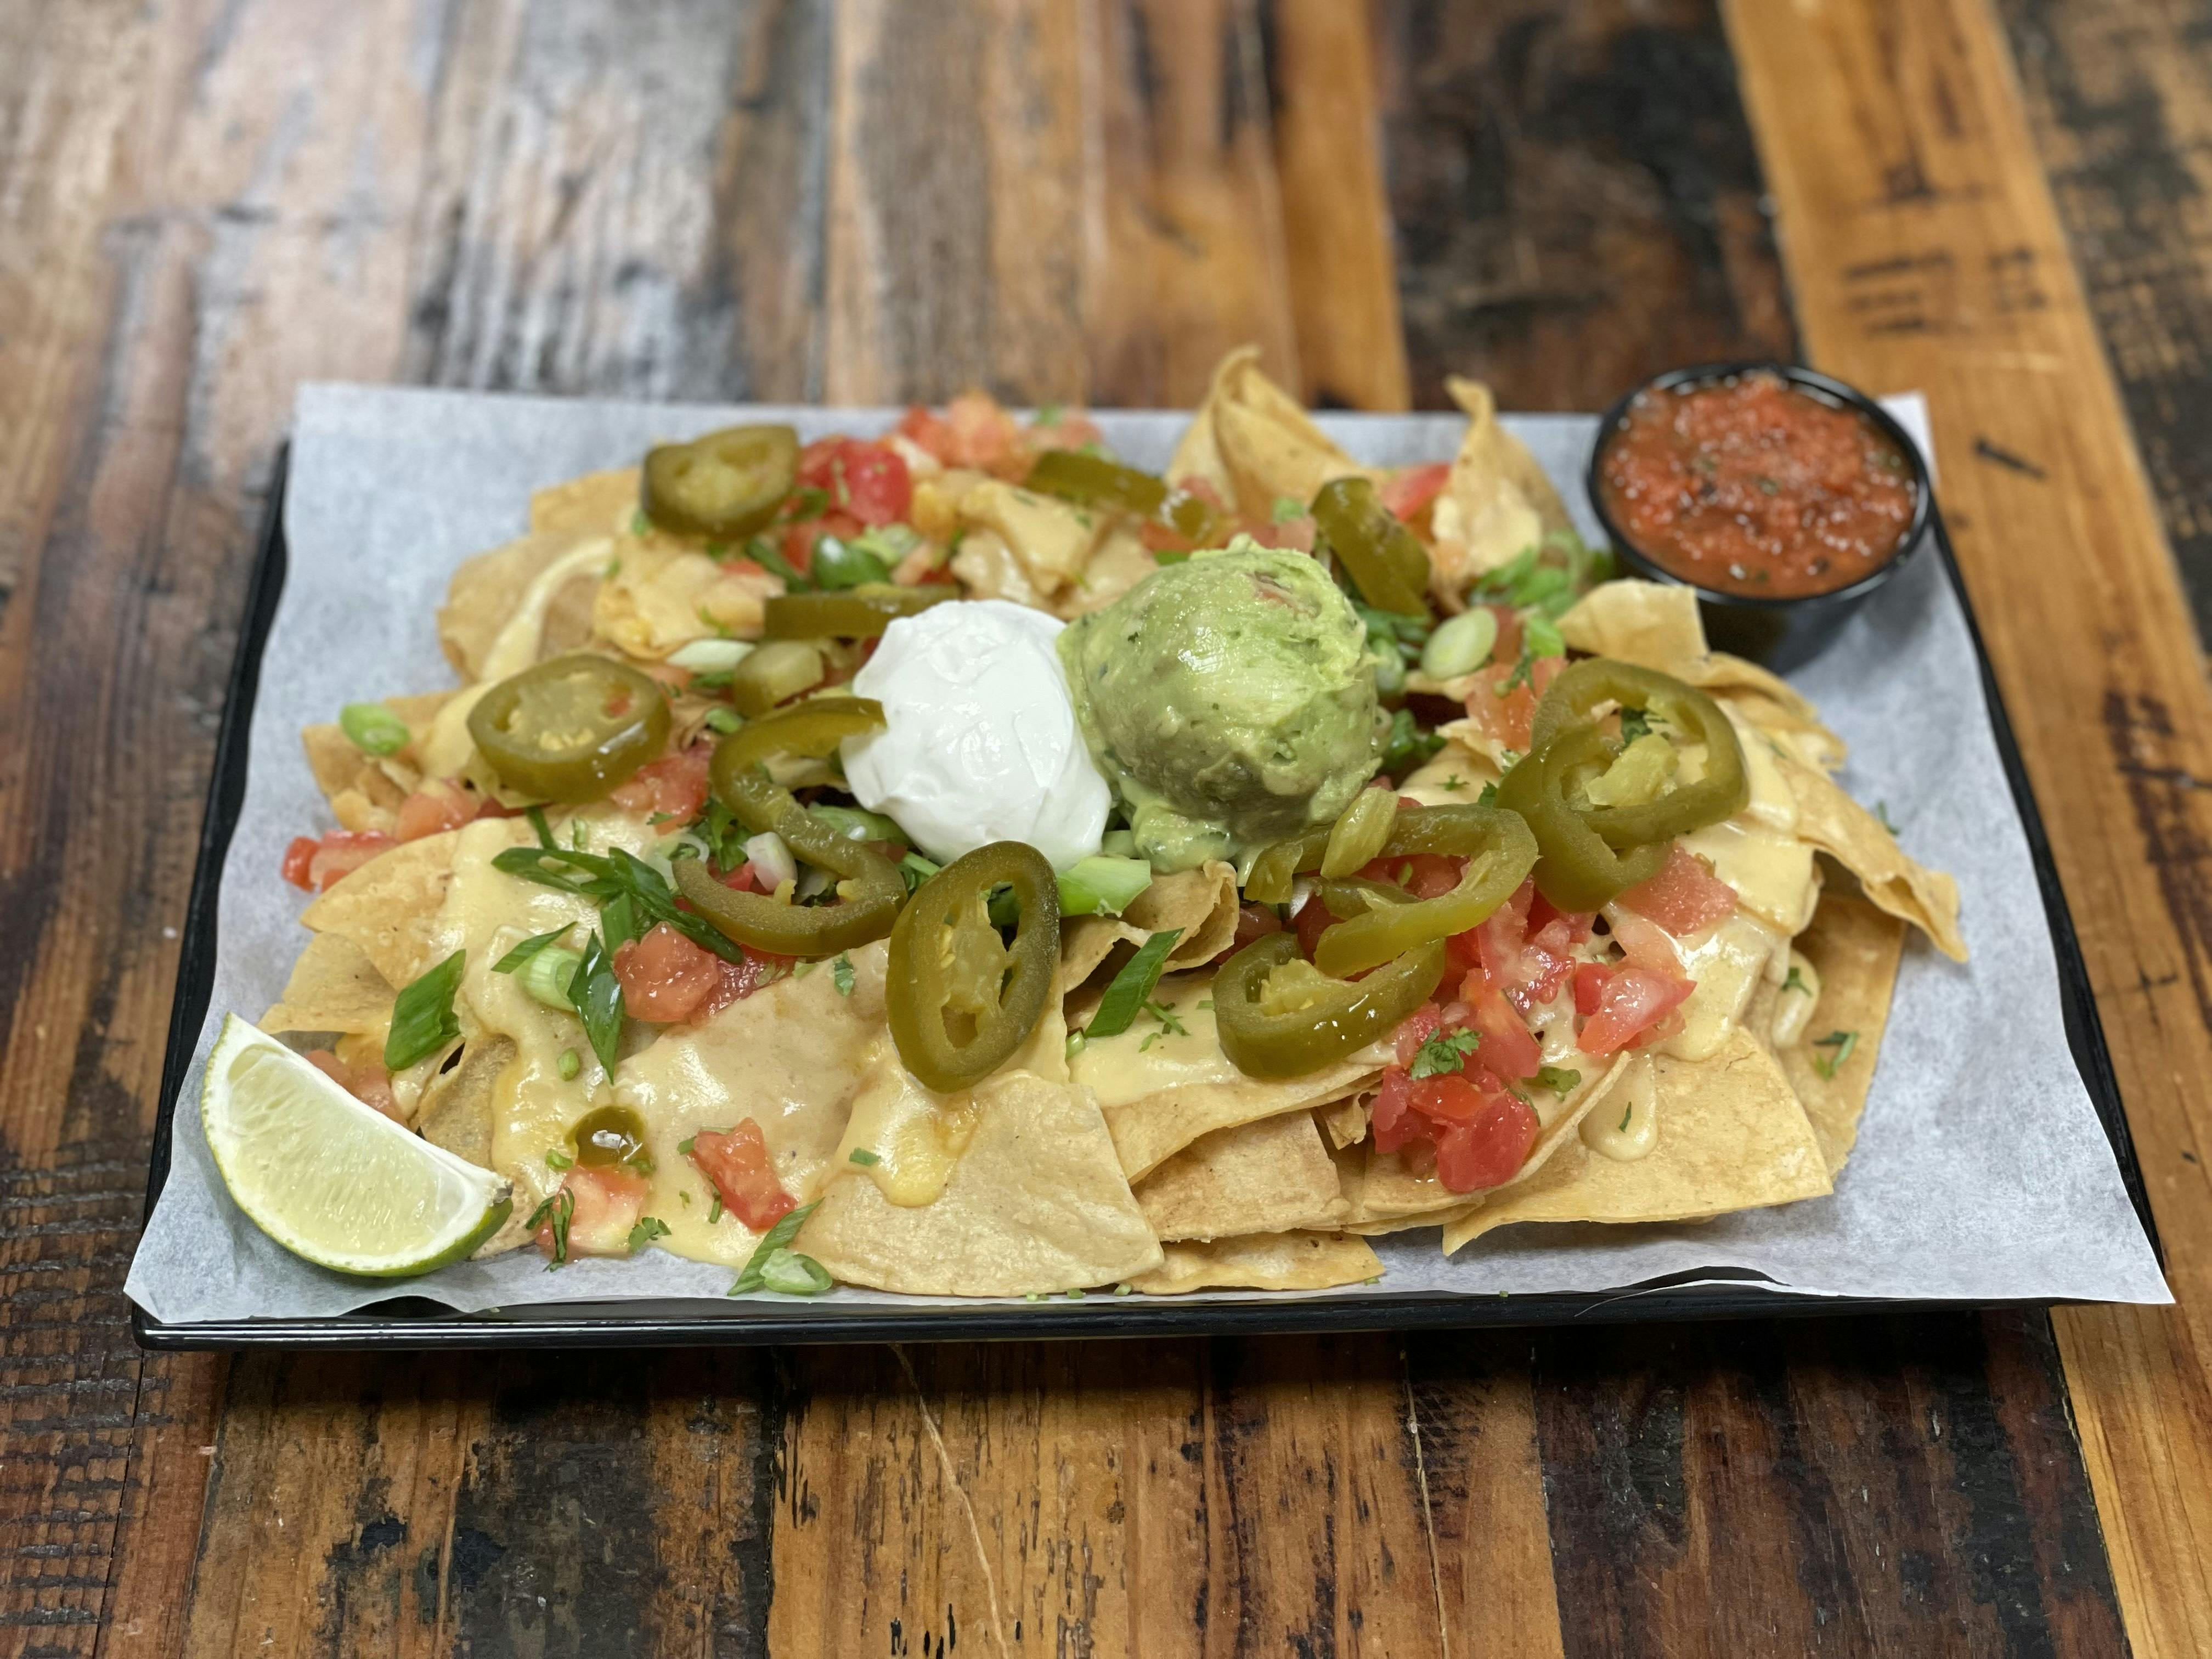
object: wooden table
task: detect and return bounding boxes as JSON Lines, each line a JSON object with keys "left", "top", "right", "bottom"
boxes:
{"left": 3, "top": 1, "right": 2207, "bottom": 1653}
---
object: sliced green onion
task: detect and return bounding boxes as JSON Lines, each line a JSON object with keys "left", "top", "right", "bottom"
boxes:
{"left": 1523, "top": 614, "right": 1566, "bottom": 659}
{"left": 1057, "top": 854, "right": 1154, "bottom": 917}
{"left": 668, "top": 637, "right": 756, "bottom": 674}
{"left": 1086, "top": 929, "right": 1184, "bottom": 1040}
{"left": 492, "top": 926, "right": 572, "bottom": 974}
{"left": 385, "top": 951, "right": 465, "bottom": 1070}
{"left": 556, "top": 1048, "right": 582, "bottom": 1081}
{"left": 730, "top": 1201, "right": 820, "bottom": 1294}
{"left": 520, "top": 946, "right": 586, "bottom": 1013}
{"left": 340, "top": 701, "right": 412, "bottom": 757}
{"left": 1420, "top": 608, "right": 1499, "bottom": 680}
{"left": 758, "top": 1248, "right": 833, "bottom": 1295}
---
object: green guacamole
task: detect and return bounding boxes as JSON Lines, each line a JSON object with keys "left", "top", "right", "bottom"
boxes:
{"left": 1057, "top": 545, "right": 1382, "bottom": 871}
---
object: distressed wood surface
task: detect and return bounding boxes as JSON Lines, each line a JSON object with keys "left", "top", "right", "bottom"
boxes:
{"left": 1730, "top": 4, "right": 2212, "bottom": 1658}
{"left": 0, "top": 0, "right": 2196, "bottom": 1654}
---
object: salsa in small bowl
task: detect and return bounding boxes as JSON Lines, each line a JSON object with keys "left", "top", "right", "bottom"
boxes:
{"left": 1586, "top": 363, "right": 1931, "bottom": 670}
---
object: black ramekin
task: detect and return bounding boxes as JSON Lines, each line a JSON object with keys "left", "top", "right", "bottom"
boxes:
{"left": 1583, "top": 362, "right": 1933, "bottom": 673}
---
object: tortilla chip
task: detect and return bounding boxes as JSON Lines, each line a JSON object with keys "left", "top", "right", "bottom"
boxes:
{"left": 416, "top": 1034, "right": 512, "bottom": 1170}
{"left": 259, "top": 933, "right": 395, "bottom": 1037}
{"left": 1167, "top": 346, "right": 1380, "bottom": 520}
{"left": 950, "top": 528, "right": 1046, "bottom": 609}
{"left": 1775, "top": 752, "right": 1966, "bottom": 961}
{"left": 798, "top": 1074, "right": 1162, "bottom": 1296}
{"left": 1101, "top": 1056, "right": 1384, "bottom": 1186}
{"left": 438, "top": 529, "right": 605, "bottom": 680}
{"left": 594, "top": 534, "right": 775, "bottom": 658}
{"left": 1429, "top": 377, "right": 1572, "bottom": 600}
{"left": 298, "top": 831, "right": 465, "bottom": 988}
{"left": 1317, "top": 1092, "right": 1369, "bottom": 1150}
{"left": 531, "top": 466, "right": 639, "bottom": 536}
{"left": 1340, "top": 1052, "right": 1633, "bottom": 1224}
{"left": 1128, "top": 861, "right": 1241, "bottom": 969}
{"left": 1054, "top": 526, "right": 1158, "bottom": 620}
{"left": 1557, "top": 580, "right": 1710, "bottom": 676}
{"left": 1442, "top": 1028, "right": 1832, "bottom": 1251}
{"left": 1771, "top": 894, "right": 1907, "bottom": 1175}
{"left": 1135, "top": 1111, "right": 1347, "bottom": 1241}
{"left": 957, "top": 478, "right": 1097, "bottom": 599}
{"left": 1131, "top": 1231, "right": 1381, "bottom": 1295}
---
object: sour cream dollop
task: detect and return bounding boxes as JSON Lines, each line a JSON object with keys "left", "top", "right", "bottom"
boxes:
{"left": 840, "top": 600, "right": 1109, "bottom": 871}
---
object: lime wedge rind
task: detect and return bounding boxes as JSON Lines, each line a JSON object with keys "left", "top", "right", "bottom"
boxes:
{"left": 200, "top": 1013, "right": 512, "bottom": 1279}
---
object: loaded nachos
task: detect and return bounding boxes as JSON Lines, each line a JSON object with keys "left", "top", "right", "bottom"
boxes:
{"left": 216, "top": 348, "right": 1966, "bottom": 1300}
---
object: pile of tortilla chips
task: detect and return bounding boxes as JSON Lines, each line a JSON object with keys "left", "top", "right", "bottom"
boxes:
{"left": 254, "top": 351, "right": 1964, "bottom": 1301}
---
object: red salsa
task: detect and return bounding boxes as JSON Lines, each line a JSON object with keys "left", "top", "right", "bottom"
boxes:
{"left": 1598, "top": 371, "right": 1916, "bottom": 598}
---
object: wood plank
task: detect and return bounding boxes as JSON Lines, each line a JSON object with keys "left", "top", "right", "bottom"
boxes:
{"left": 1528, "top": 1313, "right": 2125, "bottom": 1657}
{"left": 1268, "top": 0, "right": 1411, "bottom": 411}
{"left": 1368, "top": 0, "right": 1796, "bottom": 413}
{"left": 1727, "top": 5, "right": 2212, "bottom": 1657}
{"left": 1999, "top": 0, "right": 2212, "bottom": 637}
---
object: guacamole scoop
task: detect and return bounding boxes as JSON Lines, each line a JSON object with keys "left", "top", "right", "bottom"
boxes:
{"left": 1057, "top": 544, "right": 1381, "bottom": 871}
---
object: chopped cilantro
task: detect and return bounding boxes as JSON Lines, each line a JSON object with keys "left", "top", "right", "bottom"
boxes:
{"left": 1534, "top": 1065, "right": 1582, "bottom": 1094}
{"left": 1811, "top": 1029, "right": 1859, "bottom": 1079}
{"left": 1383, "top": 707, "right": 1444, "bottom": 778}
{"left": 848, "top": 1148, "right": 882, "bottom": 1166}
{"left": 545, "top": 1149, "right": 574, "bottom": 1170}
{"left": 1440, "top": 774, "right": 1466, "bottom": 793}
{"left": 1477, "top": 781, "right": 1500, "bottom": 808}
{"left": 627, "top": 1216, "right": 670, "bottom": 1252}
{"left": 1782, "top": 966, "right": 1812, "bottom": 996}
{"left": 1409, "top": 1028, "right": 1481, "bottom": 1080}
{"left": 1619, "top": 708, "right": 1654, "bottom": 744}
{"left": 1874, "top": 802, "right": 1901, "bottom": 836}
{"left": 524, "top": 1187, "right": 575, "bottom": 1269}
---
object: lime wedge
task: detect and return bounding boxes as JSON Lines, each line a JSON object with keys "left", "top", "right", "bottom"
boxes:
{"left": 200, "top": 1013, "right": 512, "bottom": 1277}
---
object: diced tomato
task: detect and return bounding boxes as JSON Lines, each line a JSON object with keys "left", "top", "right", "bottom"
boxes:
{"left": 1404, "top": 854, "right": 1462, "bottom": 900}
{"left": 689, "top": 1119, "right": 797, "bottom": 1231}
{"left": 1371, "top": 1068, "right": 1419, "bottom": 1154}
{"left": 304, "top": 830, "right": 396, "bottom": 891}
{"left": 613, "top": 923, "right": 721, "bottom": 1024}
{"left": 1434, "top": 1092, "right": 1541, "bottom": 1193}
{"left": 281, "top": 837, "right": 318, "bottom": 889}
{"left": 1407, "top": 1070, "right": 1489, "bottom": 1125}
{"left": 1465, "top": 987, "right": 1543, "bottom": 1080}
{"left": 780, "top": 507, "right": 865, "bottom": 575}
{"left": 306, "top": 1047, "right": 400, "bottom": 1121}
{"left": 1463, "top": 652, "right": 1566, "bottom": 754}
{"left": 537, "top": 1163, "right": 651, "bottom": 1260}
{"left": 394, "top": 779, "right": 477, "bottom": 842}
{"left": 799, "top": 436, "right": 912, "bottom": 527}
{"left": 1577, "top": 967, "right": 1695, "bottom": 1057}
{"left": 610, "top": 746, "right": 712, "bottom": 821}
{"left": 1573, "top": 961, "right": 1612, "bottom": 1016}
{"left": 1527, "top": 890, "right": 1595, "bottom": 944}
{"left": 1487, "top": 603, "right": 1522, "bottom": 668}
{"left": 1392, "top": 1005, "right": 1446, "bottom": 1068}
{"left": 1212, "top": 901, "right": 1284, "bottom": 967}
{"left": 896, "top": 404, "right": 958, "bottom": 464}
{"left": 1294, "top": 891, "right": 1336, "bottom": 961}
{"left": 1604, "top": 906, "right": 1685, "bottom": 976}
{"left": 697, "top": 945, "right": 793, "bottom": 1019}
{"left": 1380, "top": 462, "right": 1451, "bottom": 525}
{"left": 1619, "top": 843, "right": 1737, "bottom": 938}
{"left": 928, "top": 391, "right": 1025, "bottom": 475}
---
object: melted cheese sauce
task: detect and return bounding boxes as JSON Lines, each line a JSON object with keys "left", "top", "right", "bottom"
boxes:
{"left": 1070, "top": 971, "right": 1239, "bottom": 1108}
{"left": 1579, "top": 1052, "right": 1658, "bottom": 1161}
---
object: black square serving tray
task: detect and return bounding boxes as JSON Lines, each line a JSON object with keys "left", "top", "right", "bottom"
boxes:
{"left": 131, "top": 447, "right": 2159, "bottom": 1349}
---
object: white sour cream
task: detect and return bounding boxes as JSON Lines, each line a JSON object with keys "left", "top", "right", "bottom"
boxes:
{"left": 840, "top": 600, "right": 1109, "bottom": 870}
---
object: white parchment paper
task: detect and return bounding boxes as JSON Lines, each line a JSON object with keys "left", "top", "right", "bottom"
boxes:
{"left": 125, "top": 386, "right": 2170, "bottom": 1326}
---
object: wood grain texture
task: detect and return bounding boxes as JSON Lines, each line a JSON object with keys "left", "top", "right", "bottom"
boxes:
{"left": 1728, "top": 4, "right": 2212, "bottom": 1657}
{"left": 2000, "top": 0, "right": 2212, "bottom": 639}
{"left": 1369, "top": 0, "right": 1798, "bottom": 413}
